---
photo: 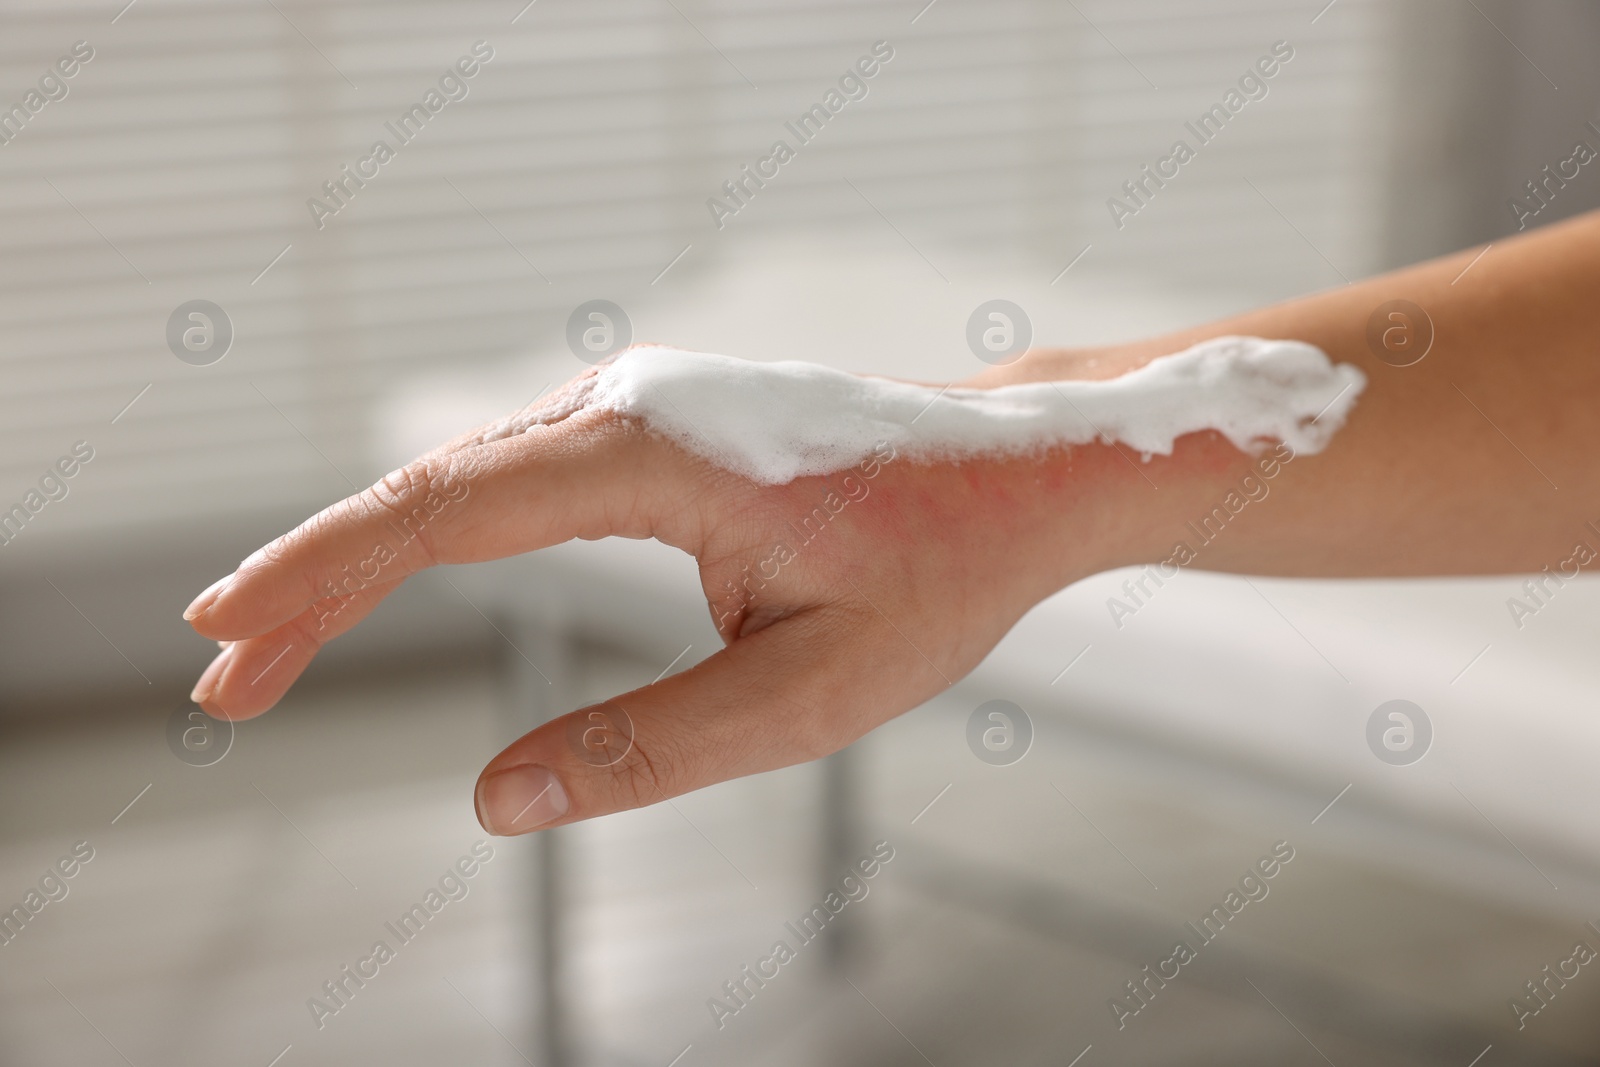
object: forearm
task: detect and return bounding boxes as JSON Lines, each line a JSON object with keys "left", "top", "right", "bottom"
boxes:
{"left": 982, "top": 209, "right": 1600, "bottom": 580}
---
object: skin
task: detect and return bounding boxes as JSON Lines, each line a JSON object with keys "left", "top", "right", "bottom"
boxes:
{"left": 184, "top": 208, "right": 1600, "bottom": 837}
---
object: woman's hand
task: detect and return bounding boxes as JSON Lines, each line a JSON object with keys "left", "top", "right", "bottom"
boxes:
{"left": 183, "top": 207, "right": 1600, "bottom": 836}
{"left": 181, "top": 360, "right": 1146, "bottom": 836}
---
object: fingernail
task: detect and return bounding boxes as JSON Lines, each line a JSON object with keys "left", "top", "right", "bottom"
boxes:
{"left": 190, "top": 644, "right": 234, "bottom": 705}
{"left": 477, "top": 765, "right": 569, "bottom": 835}
{"left": 184, "top": 573, "right": 234, "bottom": 621}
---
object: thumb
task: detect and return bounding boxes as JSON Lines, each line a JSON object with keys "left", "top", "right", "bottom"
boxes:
{"left": 473, "top": 605, "right": 888, "bottom": 835}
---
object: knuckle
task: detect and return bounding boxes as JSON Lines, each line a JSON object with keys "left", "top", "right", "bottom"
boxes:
{"left": 610, "top": 730, "right": 679, "bottom": 810}
{"left": 564, "top": 701, "right": 682, "bottom": 812}
{"left": 363, "top": 459, "right": 434, "bottom": 514}
{"left": 355, "top": 459, "right": 452, "bottom": 567}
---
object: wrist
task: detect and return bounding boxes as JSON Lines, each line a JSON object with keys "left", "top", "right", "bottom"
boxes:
{"left": 959, "top": 339, "right": 1302, "bottom": 595}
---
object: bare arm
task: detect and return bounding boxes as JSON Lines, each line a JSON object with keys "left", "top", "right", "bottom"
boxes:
{"left": 183, "top": 210, "right": 1600, "bottom": 837}
{"left": 975, "top": 207, "right": 1600, "bottom": 581}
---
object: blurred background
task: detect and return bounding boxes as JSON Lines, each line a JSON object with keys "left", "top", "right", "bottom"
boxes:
{"left": 4, "top": 0, "right": 1600, "bottom": 1063}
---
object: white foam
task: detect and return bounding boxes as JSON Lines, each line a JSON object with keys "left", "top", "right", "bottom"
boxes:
{"left": 579, "top": 335, "right": 1366, "bottom": 484}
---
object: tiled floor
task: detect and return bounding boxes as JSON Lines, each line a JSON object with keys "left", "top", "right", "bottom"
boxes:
{"left": 3, "top": 641, "right": 1598, "bottom": 1066}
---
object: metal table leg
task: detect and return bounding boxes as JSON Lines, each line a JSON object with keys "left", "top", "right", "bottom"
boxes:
{"left": 503, "top": 615, "right": 576, "bottom": 1067}
{"left": 820, "top": 743, "right": 860, "bottom": 971}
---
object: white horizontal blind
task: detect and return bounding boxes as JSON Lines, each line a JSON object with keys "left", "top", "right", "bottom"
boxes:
{"left": 0, "top": 0, "right": 1397, "bottom": 565}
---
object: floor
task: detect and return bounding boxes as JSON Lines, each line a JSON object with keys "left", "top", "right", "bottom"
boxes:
{"left": 2, "top": 641, "right": 1598, "bottom": 1067}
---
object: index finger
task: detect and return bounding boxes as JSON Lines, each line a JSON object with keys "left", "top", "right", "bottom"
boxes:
{"left": 185, "top": 411, "right": 655, "bottom": 642}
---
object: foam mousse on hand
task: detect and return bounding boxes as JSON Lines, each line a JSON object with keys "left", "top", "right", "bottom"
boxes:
{"left": 554, "top": 336, "right": 1365, "bottom": 485}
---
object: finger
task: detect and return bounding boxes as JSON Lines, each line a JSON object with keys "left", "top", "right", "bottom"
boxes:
{"left": 192, "top": 578, "right": 401, "bottom": 720}
{"left": 472, "top": 605, "right": 923, "bottom": 835}
{"left": 186, "top": 410, "right": 662, "bottom": 642}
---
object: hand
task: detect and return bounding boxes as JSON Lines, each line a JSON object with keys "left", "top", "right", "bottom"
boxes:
{"left": 182, "top": 355, "right": 1143, "bottom": 836}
